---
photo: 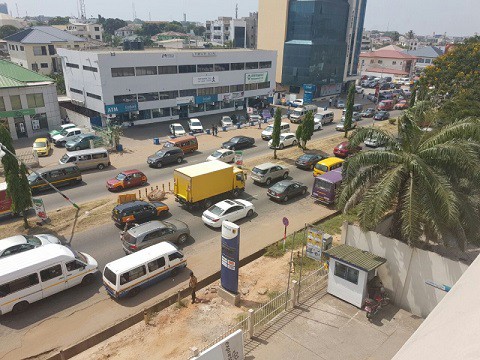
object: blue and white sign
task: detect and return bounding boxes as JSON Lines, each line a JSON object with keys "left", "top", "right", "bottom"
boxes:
{"left": 303, "top": 84, "right": 317, "bottom": 105}
{"left": 303, "top": 84, "right": 317, "bottom": 93}
{"left": 105, "top": 102, "right": 138, "bottom": 115}
{"left": 195, "top": 94, "right": 218, "bottom": 104}
{"left": 221, "top": 221, "right": 240, "bottom": 295}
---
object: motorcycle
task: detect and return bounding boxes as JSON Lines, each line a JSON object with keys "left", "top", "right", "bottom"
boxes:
{"left": 364, "top": 277, "right": 390, "bottom": 319}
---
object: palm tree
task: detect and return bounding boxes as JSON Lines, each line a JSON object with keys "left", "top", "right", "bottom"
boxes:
{"left": 337, "top": 117, "right": 480, "bottom": 249}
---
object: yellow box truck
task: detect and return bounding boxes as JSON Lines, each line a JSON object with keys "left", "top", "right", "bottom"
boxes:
{"left": 174, "top": 160, "right": 246, "bottom": 209}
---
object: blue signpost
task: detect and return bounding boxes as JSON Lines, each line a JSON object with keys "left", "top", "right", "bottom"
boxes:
{"left": 221, "top": 221, "right": 240, "bottom": 294}
{"left": 303, "top": 84, "right": 317, "bottom": 104}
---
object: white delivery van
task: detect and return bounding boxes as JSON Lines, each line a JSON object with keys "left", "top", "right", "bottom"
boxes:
{"left": 261, "top": 122, "right": 291, "bottom": 140}
{"left": 0, "top": 244, "right": 98, "bottom": 315}
{"left": 103, "top": 242, "right": 187, "bottom": 298}
{"left": 59, "top": 148, "right": 110, "bottom": 171}
{"left": 290, "top": 104, "right": 318, "bottom": 123}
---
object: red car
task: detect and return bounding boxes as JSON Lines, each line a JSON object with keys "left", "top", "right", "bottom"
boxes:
{"left": 106, "top": 170, "right": 147, "bottom": 191}
{"left": 333, "top": 142, "right": 361, "bottom": 158}
{"left": 394, "top": 100, "right": 409, "bottom": 110}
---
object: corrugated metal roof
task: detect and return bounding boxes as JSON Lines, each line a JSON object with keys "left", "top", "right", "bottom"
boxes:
{"left": 406, "top": 46, "right": 444, "bottom": 58}
{"left": 0, "top": 60, "right": 52, "bottom": 88}
{"left": 4, "top": 26, "right": 85, "bottom": 44}
{"left": 325, "top": 244, "right": 386, "bottom": 271}
{"left": 0, "top": 75, "right": 26, "bottom": 88}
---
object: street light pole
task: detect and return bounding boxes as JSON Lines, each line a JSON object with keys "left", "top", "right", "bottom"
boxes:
{"left": 0, "top": 142, "right": 80, "bottom": 210}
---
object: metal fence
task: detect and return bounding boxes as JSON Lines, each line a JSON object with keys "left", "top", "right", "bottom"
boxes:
{"left": 197, "top": 316, "right": 249, "bottom": 354}
{"left": 252, "top": 288, "right": 291, "bottom": 332}
{"left": 298, "top": 267, "right": 328, "bottom": 303}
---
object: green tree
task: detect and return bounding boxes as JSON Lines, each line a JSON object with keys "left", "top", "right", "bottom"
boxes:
{"left": 409, "top": 86, "right": 417, "bottom": 108}
{"left": 48, "top": 16, "right": 69, "bottom": 25}
{"left": 97, "top": 16, "right": 127, "bottom": 35}
{"left": 0, "top": 25, "right": 19, "bottom": 39}
{"left": 48, "top": 73, "right": 65, "bottom": 95}
{"left": 298, "top": 111, "right": 315, "bottom": 149}
{"left": 0, "top": 126, "right": 32, "bottom": 228}
{"left": 271, "top": 108, "right": 282, "bottom": 159}
{"left": 343, "top": 83, "right": 355, "bottom": 138}
{"left": 295, "top": 124, "right": 303, "bottom": 148}
{"left": 338, "top": 117, "right": 480, "bottom": 249}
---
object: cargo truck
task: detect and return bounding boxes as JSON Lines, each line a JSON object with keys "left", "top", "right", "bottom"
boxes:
{"left": 174, "top": 160, "right": 246, "bottom": 209}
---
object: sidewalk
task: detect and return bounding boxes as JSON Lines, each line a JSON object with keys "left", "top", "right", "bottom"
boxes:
{"left": 245, "top": 291, "right": 423, "bottom": 360}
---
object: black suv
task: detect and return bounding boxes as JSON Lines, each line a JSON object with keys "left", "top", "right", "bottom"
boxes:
{"left": 221, "top": 136, "right": 255, "bottom": 150}
{"left": 112, "top": 200, "right": 169, "bottom": 227}
{"left": 147, "top": 147, "right": 184, "bottom": 168}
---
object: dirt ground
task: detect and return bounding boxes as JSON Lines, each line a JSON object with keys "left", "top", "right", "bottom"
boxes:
{"left": 73, "top": 251, "right": 301, "bottom": 360}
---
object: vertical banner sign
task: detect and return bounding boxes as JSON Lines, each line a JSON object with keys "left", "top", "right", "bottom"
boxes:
{"left": 306, "top": 226, "right": 324, "bottom": 261}
{"left": 221, "top": 221, "right": 240, "bottom": 294}
{"left": 32, "top": 198, "right": 48, "bottom": 221}
{"left": 234, "top": 151, "right": 243, "bottom": 167}
{"left": 303, "top": 84, "right": 317, "bottom": 105}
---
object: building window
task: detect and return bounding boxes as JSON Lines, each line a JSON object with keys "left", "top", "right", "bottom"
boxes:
{"left": 19, "top": 46, "right": 24, "bottom": 51}
{"left": 392, "top": 61, "right": 397, "bottom": 65}
{"left": 206, "top": 101, "right": 221, "bottom": 111}
{"left": 377, "top": 60, "right": 383, "bottom": 64}
{"left": 417, "top": 58, "right": 425, "bottom": 63}
{"left": 27, "top": 93, "right": 45, "bottom": 108}
{"left": 178, "top": 65, "right": 196, "bottom": 73}
{"left": 31, "top": 113, "right": 48, "bottom": 130}
{"left": 197, "top": 64, "right": 214, "bottom": 72}
{"left": 86, "top": 92, "right": 102, "bottom": 100}
{"left": 213, "top": 26, "right": 221, "bottom": 31}
{"left": 136, "top": 66, "right": 157, "bottom": 76}
{"left": 259, "top": 61, "right": 272, "bottom": 69}
{"left": 221, "top": 100, "right": 234, "bottom": 109}
{"left": 230, "top": 84, "right": 244, "bottom": 92}
{"left": 425, "top": 59, "right": 431, "bottom": 64}
{"left": 158, "top": 90, "right": 178, "bottom": 100}
{"left": 70, "top": 88, "right": 83, "bottom": 94}
{"left": 214, "top": 63, "right": 230, "bottom": 72}
{"left": 10, "top": 95, "right": 22, "bottom": 110}
{"left": 48, "top": 45, "right": 56, "bottom": 55}
{"left": 83, "top": 65, "right": 98, "bottom": 72}
{"left": 189, "top": 103, "right": 204, "bottom": 113}
{"left": 138, "top": 92, "right": 159, "bottom": 102}
{"left": 33, "top": 46, "right": 47, "bottom": 56}
{"left": 152, "top": 108, "right": 171, "bottom": 118}
{"left": 32, "top": 63, "right": 39, "bottom": 72}
{"left": 257, "top": 81, "right": 270, "bottom": 90}
{"left": 94, "top": 26, "right": 100, "bottom": 31}
{"left": 66, "top": 62, "right": 80, "bottom": 69}
{"left": 215, "top": 86, "right": 229, "bottom": 94}
{"left": 179, "top": 89, "right": 196, "bottom": 97}
{"left": 114, "top": 94, "right": 137, "bottom": 104}
{"left": 158, "top": 65, "right": 177, "bottom": 74}
{"left": 40, "top": 63, "right": 49, "bottom": 68}
{"left": 111, "top": 67, "right": 135, "bottom": 77}
{"left": 370, "top": 59, "right": 374, "bottom": 64}
{"left": 95, "top": 35, "right": 100, "bottom": 40}
{"left": 197, "top": 87, "right": 216, "bottom": 96}
{"left": 139, "top": 109, "right": 152, "bottom": 120}
{"left": 245, "top": 83, "right": 258, "bottom": 91}
{"left": 334, "top": 262, "right": 359, "bottom": 285}
{"left": 231, "top": 62, "right": 245, "bottom": 70}
{"left": 246, "top": 62, "right": 259, "bottom": 69}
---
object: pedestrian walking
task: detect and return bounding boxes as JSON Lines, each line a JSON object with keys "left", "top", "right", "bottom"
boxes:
{"left": 189, "top": 271, "right": 197, "bottom": 304}
{"left": 257, "top": 118, "right": 262, "bottom": 129}
{"left": 362, "top": 92, "right": 365, "bottom": 99}
{"left": 211, "top": 124, "right": 215, "bottom": 136}
{"left": 329, "top": 98, "right": 332, "bottom": 107}
{"left": 214, "top": 124, "right": 218, "bottom": 136}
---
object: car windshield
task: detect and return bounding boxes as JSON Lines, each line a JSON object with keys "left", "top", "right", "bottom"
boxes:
{"left": 33, "top": 141, "right": 46, "bottom": 148}
{"left": 70, "top": 135, "right": 82, "bottom": 142}
{"left": 270, "top": 183, "right": 288, "bottom": 192}
{"left": 191, "top": 120, "right": 201, "bottom": 126}
{"left": 25, "top": 235, "right": 42, "bottom": 246}
{"left": 265, "top": 125, "right": 273, "bottom": 132}
{"left": 60, "top": 129, "right": 70, "bottom": 136}
{"left": 230, "top": 137, "right": 240, "bottom": 143}
{"left": 103, "top": 266, "right": 117, "bottom": 285}
{"left": 212, "top": 150, "right": 222, "bottom": 158}
{"left": 155, "top": 150, "right": 165, "bottom": 156}
{"left": 122, "top": 231, "right": 136, "bottom": 245}
{"left": 315, "top": 164, "right": 328, "bottom": 172}
{"left": 252, "top": 167, "right": 268, "bottom": 175}
{"left": 116, "top": 173, "right": 127, "bottom": 181}
{"left": 293, "top": 109, "right": 302, "bottom": 115}
{"left": 174, "top": 125, "right": 183, "bottom": 130}
{"left": 337, "top": 143, "right": 346, "bottom": 149}
{"left": 207, "top": 205, "right": 224, "bottom": 216}
{"left": 299, "top": 154, "right": 314, "bottom": 161}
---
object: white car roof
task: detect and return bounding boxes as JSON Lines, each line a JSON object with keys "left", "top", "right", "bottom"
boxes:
{"left": 214, "top": 149, "right": 232, "bottom": 154}
{"left": 172, "top": 123, "right": 183, "bottom": 127}
{"left": 0, "top": 235, "right": 28, "bottom": 251}
{"left": 281, "top": 133, "right": 296, "bottom": 137}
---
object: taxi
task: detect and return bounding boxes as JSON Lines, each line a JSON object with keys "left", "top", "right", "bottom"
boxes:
{"left": 106, "top": 170, "right": 147, "bottom": 192}
{"left": 32, "top": 138, "right": 51, "bottom": 156}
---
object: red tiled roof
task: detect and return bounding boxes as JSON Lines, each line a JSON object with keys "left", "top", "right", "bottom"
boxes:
{"left": 360, "top": 45, "right": 417, "bottom": 60}
{"left": 364, "top": 67, "right": 409, "bottom": 75}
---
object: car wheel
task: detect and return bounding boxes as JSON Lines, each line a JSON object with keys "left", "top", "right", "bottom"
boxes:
{"left": 247, "top": 209, "right": 254, "bottom": 217}
{"left": 283, "top": 195, "right": 289, "bottom": 203}
{"left": 12, "top": 301, "right": 29, "bottom": 313}
{"left": 81, "top": 274, "right": 95, "bottom": 286}
{"left": 171, "top": 267, "right": 179, "bottom": 277}
{"left": 292, "top": 140, "right": 297, "bottom": 146}
{"left": 301, "top": 188, "right": 306, "bottom": 195}
{"left": 97, "top": 163, "right": 105, "bottom": 170}
{"left": 265, "top": 178, "right": 272, "bottom": 185}
{"left": 279, "top": 143, "right": 284, "bottom": 149}
{"left": 177, "top": 233, "right": 188, "bottom": 244}
{"left": 128, "top": 287, "right": 140, "bottom": 297}
{"left": 156, "top": 162, "right": 163, "bottom": 168}
{"left": 177, "top": 157, "right": 183, "bottom": 164}
{"left": 283, "top": 172, "right": 289, "bottom": 179}
{"left": 75, "top": 146, "right": 81, "bottom": 151}
{"left": 232, "top": 188, "right": 240, "bottom": 197}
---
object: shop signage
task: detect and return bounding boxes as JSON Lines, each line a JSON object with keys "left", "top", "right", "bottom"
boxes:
{"left": 196, "top": 329, "right": 244, "bottom": 359}
{"left": 193, "top": 75, "right": 220, "bottom": 85}
{"left": 104, "top": 102, "right": 138, "bottom": 115}
{"left": 195, "top": 94, "right": 218, "bottom": 104}
{"left": 0, "top": 108, "right": 36, "bottom": 117}
{"left": 32, "top": 198, "right": 48, "bottom": 221}
{"left": 160, "top": 53, "right": 175, "bottom": 59}
{"left": 192, "top": 51, "right": 216, "bottom": 57}
{"left": 245, "top": 72, "right": 268, "bottom": 84}
{"left": 176, "top": 96, "right": 194, "bottom": 105}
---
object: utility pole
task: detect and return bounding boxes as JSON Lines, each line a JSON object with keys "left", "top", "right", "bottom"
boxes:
{"left": 132, "top": 3, "right": 136, "bottom": 21}
{"left": 15, "top": 3, "right": 19, "bottom": 17}
{"left": 79, "top": 0, "right": 86, "bottom": 21}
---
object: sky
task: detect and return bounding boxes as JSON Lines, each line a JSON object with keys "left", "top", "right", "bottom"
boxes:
{"left": 9, "top": 0, "right": 479, "bottom": 36}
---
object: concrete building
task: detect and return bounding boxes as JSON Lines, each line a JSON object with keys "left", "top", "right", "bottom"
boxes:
{"left": 55, "top": 20, "right": 103, "bottom": 42}
{"left": 0, "top": 3, "right": 7, "bottom": 15}
{"left": 406, "top": 46, "right": 443, "bottom": 74}
{"left": 0, "top": 13, "right": 24, "bottom": 29}
{"left": 359, "top": 45, "right": 417, "bottom": 78}
{"left": 0, "top": 60, "right": 61, "bottom": 140}
{"left": 58, "top": 48, "right": 276, "bottom": 126}
{"left": 4, "top": 26, "right": 88, "bottom": 75}
{"left": 244, "top": 12, "right": 258, "bottom": 49}
{"left": 205, "top": 17, "right": 247, "bottom": 48}
{"left": 114, "top": 24, "right": 141, "bottom": 38}
{"left": 258, "top": 0, "right": 367, "bottom": 97}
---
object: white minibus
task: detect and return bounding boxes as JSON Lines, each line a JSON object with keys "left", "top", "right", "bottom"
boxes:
{"left": 103, "top": 242, "right": 187, "bottom": 298}
{"left": 59, "top": 148, "right": 110, "bottom": 171}
{"left": 0, "top": 244, "right": 98, "bottom": 315}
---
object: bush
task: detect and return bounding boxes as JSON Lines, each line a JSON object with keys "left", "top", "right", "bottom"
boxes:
{"left": 388, "top": 118, "right": 397, "bottom": 125}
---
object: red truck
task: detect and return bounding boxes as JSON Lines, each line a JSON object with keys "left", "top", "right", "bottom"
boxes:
{"left": 0, "top": 182, "right": 13, "bottom": 217}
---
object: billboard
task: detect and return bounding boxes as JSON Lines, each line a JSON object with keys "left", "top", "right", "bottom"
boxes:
{"left": 104, "top": 102, "right": 138, "bottom": 115}
{"left": 245, "top": 72, "right": 268, "bottom": 84}
{"left": 306, "top": 226, "right": 324, "bottom": 261}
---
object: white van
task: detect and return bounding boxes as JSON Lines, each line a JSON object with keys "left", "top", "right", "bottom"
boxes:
{"left": 290, "top": 104, "right": 318, "bottom": 123}
{"left": 261, "top": 122, "right": 291, "bottom": 140}
{"left": 103, "top": 242, "right": 187, "bottom": 298}
{"left": 0, "top": 244, "right": 98, "bottom": 315}
{"left": 314, "top": 110, "right": 335, "bottom": 127}
{"left": 59, "top": 148, "right": 110, "bottom": 171}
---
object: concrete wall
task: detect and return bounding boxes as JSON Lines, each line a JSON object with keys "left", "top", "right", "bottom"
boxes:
{"left": 342, "top": 224, "right": 469, "bottom": 318}
{"left": 64, "top": 109, "right": 93, "bottom": 131}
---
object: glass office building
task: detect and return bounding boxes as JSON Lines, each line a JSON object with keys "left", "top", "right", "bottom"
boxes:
{"left": 282, "top": 0, "right": 349, "bottom": 88}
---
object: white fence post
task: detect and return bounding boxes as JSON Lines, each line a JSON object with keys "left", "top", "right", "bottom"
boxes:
{"left": 190, "top": 347, "right": 199, "bottom": 358}
{"left": 247, "top": 308, "right": 254, "bottom": 338}
{"left": 291, "top": 280, "right": 299, "bottom": 308}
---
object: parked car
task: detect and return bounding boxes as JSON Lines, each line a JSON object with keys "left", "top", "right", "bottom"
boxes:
{"left": 248, "top": 114, "right": 262, "bottom": 124}
{"left": 402, "top": 89, "right": 412, "bottom": 97}
{"left": 0, "top": 234, "right": 61, "bottom": 258}
{"left": 251, "top": 163, "right": 289, "bottom": 185}
{"left": 48, "top": 123, "right": 76, "bottom": 140}
{"left": 367, "top": 94, "right": 377, "bottom": 102}
{"left": 288, "top": 99, "right": 303, "bottom": 107}
{"left": 261, "top": 122, "right": 290, "bottom": 140}
{"left": 355, "top": 86, "right": 364, "bottom": 94}
{"left": 268, "top": 133, "right": 297, "bottom": 149}
{"left": 32, "top": 137, "right": 51, "bottom": 157}
{"left": 187, "top": 118, "right": 204, "bottom": 133}
{"left": 112, "top": 200, "right": 169, "bottom": 227}
{"left": 65, "top": 134, "right": 102, "bottom": 151}
{"left": 364, "top": 136, "right": 386, "bottom": 148}
{"left": 220, "top": 116, "right": 233, "bottom": 128}
{"left": 52, "top": 127, "right": 83, "bottom": 147}
{"left": 394, "top": 100, "right": 409, "bottom": 110}
{"left": 121, "top": 220, "right": 190, "bottom": 254}
{"left": 206, "top": 149, "right": 235, "bottom": 163}
{"left": 361, "top": 108, "right": 376, "bottom": 117}
{"left": 295, "top": 154, "right": 326, "bottom": 170}
{"left": 373, "top": 111, "right": 390, "bottom": 121}
{"left": 221, "top": 136, "right": 255, "bottom": 150}
{"left": 333, "top": 141, "right": 361, "bottom": 158}
{"left": 169, "top": 123, "right": 186, "bottom": 136}
{"left": 336, "top": 118, "right": 357, "bottom": 131}
{"left": 336, "top": 99, "right": 345, "bottom": 108}
{"left": 267, "top": 180, "right": 308, "bottom": 203}
{"left": 147, "top": 147, "right": 184, "bottom": 168}
{"left": 201, "top": 199, "right": 255, "bottom": 228}
{"left": 106, "top": 170, "right": 147, "bottom": 191}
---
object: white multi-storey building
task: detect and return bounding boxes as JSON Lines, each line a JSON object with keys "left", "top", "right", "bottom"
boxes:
{"left": 63, "top": 20, "right": 103, "bottom": 42}
{"left": 205, "top": 17, "right": 247, "bottom": 48}
{"left": 58, "top": 48, "right": 276, "bottom": 125}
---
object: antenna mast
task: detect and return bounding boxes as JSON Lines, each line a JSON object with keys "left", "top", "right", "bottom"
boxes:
{"left": 132, "top": 3, "right": 136, "bottom": 21}
{"left": 79, "top": 0, "right": 86, "bottom": 20}
{"left": 235, "top": 3, "right": 238, "bottom": 19}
